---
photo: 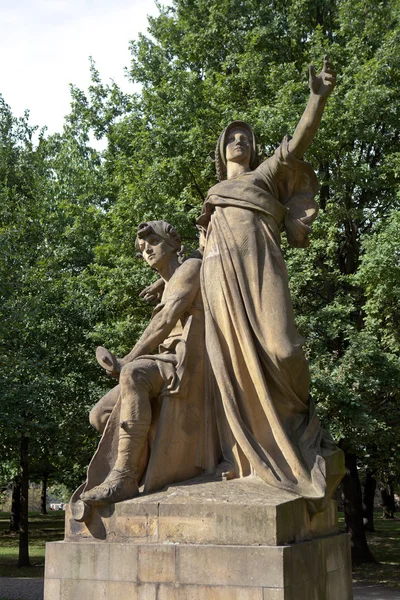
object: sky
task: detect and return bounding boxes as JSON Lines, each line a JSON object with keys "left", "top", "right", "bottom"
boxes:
{"left": 0, "top": 0, "right": 160, "bottom": 135}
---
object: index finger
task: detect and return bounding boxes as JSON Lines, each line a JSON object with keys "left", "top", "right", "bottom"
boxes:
{"left": 323, "top": 54, "right": 333, "bottom": 70}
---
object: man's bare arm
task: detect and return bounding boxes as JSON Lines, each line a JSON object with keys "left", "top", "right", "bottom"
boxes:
{"left": 119, "top": 259, "right": 201, "bottom": 367}
{"left": 289, "top": 56, "right": 336, "bottom": 160}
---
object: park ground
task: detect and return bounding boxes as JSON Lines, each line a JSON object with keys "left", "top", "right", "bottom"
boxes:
{"left": 0, "top": 511, "right": 398, "bottom": 589}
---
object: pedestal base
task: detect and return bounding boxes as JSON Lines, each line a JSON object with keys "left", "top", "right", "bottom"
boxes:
{"left": 45, "top": 534, "right": 352, "bottom": 599}
{"left": 44, "top": 476, "right": 353, "bottom": 600}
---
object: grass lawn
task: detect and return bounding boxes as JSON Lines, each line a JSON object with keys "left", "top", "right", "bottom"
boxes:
{"left": 338, "top": 512, "right": 400, "bottom": 588}
{"left": 0, "top": 511, "right": 65, "bottom": 578}
{"left": 0, "top": 509, "right": 398, "bottom": 586}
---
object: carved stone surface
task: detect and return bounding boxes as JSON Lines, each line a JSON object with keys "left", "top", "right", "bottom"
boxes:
{"left": 45, "top": 477, "right": 352, "bottom": 600}
{"left": 71, "top": 221, "right": 210, "bottom": 516}
{"left": 65, "top": 476, "right": 339, "bottom": 546}
{"left": 194, "top": 58, "right": 345, "bottom": 511}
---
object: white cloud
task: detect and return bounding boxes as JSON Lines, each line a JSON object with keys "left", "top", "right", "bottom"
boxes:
{"left": 0, "top": 0, "right": 160, "bottom": 134}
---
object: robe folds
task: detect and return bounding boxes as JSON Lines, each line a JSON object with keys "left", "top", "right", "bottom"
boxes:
{"left": 198, "top": 137, "right": 342, "bottom": 512}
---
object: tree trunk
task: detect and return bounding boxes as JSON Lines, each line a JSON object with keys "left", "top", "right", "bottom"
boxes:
{"left": 10, "top": 478, "right": 21, "bottom": 533}
{"left": 41, "top": 476, "right": 47, "bottom": 515}
{"left": 18, "top": 434, "right": 30, "bottom": 567}
{"left": 362, "top": 471, "right": 376, "bottom": 532}
{"left": 340, "top": 448, "right": 376, "bottom": 565}
{"left": 381, "top": 483, "right": 395, "bottom": 519}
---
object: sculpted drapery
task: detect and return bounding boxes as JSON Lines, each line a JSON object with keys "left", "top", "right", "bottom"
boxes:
{"left": 198, "top": 132, "right": 339, "bottom": 510}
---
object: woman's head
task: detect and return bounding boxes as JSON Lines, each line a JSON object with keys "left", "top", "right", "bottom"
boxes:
{"left": 214, "top": 121, "right": 259, "bottom": 181}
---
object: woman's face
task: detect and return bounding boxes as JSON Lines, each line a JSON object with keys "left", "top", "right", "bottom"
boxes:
{"left": 225, "top": 128, "right": 251, "bottom": 167}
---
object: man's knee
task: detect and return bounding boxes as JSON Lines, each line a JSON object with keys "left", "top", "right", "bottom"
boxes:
{"left": 120, "top": 360, "right": 163, "bottom": 396}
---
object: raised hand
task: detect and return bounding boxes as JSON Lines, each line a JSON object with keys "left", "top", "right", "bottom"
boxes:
{"left": 309, "top": 55, "right": 336, "bottom": 99}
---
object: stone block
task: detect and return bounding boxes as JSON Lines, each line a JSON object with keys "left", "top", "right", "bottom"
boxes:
{"left": 262, "top": 589, "right": 287, "bottom": 600}
{"left": 284, "top": 578, "right": 325, "bottom": 600}
{"left": 45, "top": 541, "right": 110, "bottom": 581}
{"left": 285, "top": 539, "right": 323, "bottom": 586}
{"left": 47, "top": 479, "right": 352, "bottom": 600}
{"left": 46, "top": 541, "right": 139, "bottom": 583}
{"left": 136, "top": 583, "right": 157, "bottom": 600}
{"left": 57, "top": 579, "right": 158, "bottom": 600}
{"left": 44, "top": 578, "right": 61, "bottom": 600}
{"left": 65, "top": 501, "right": 159, "bottom": 544}
{"left": 106, "top": 581, "right": 140, "bottom": 600}
{"left": 158, "top": 584, "right": 264, "bottom": 599}
{"left": 65, "top": 476, "right": 332, "bottom": 547}
{"left": 321, "top": 533, "right": 348, "bottom": 572}
{"left": 309, "top": 500, "right": 338, "bottom": 538}
{"left": 277, "top": 497, "right": 311, "bottom": 544}
{"left": 113, "top": 514, "right": 158, "bottom": 541}
{"left": 108, "top": 543, "right": 138, "bottom": 581}
{"left": 138, "top": 545, "right": 176, "bottom": 583}
{"left": 158, "top": 502, "right": 281, "bottom": 546}
{"left": 326, "top": 564, "right": 353, "bottom": 600}
{"left": 60, "top": 579, "right": 108, "bottom": 600}
{"left": 177, "top": 544, "right": 285, "bottom": 588}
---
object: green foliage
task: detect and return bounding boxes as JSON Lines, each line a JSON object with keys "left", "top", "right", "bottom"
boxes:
{"left": 0, "top": 96, "right": 107, "bottom": 490}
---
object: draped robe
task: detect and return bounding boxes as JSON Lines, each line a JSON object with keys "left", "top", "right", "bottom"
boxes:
{"left": 198, "top": 137, "right": 342, "bottom": 511}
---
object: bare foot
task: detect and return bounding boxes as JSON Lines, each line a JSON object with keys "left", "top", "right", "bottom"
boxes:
{"left": 81, "top": 470, "right": 139, "bottom": 505}
{"left": 214, "top": 461, "right": 236, "bottom": 481}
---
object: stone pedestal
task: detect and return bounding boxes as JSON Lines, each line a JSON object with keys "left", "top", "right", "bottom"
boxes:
{"left": 44, "top": 476, "right": 353, "bottom": 599}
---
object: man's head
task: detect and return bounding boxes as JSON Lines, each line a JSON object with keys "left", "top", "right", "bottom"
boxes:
{"left": 135, "top": 221, "right": 182, "bottom": 272}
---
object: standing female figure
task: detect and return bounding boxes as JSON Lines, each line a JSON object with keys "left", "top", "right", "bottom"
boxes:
{"left": 198, "top": 57, "right": 343, "bottom": 511}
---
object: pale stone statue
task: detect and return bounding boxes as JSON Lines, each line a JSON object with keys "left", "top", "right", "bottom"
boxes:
{"left": 73, "top": 221, "right": 206, "bottom": 510}
{"left": 71, "top": 57, "right": 343, "bottom": 518}
{"left": 53, "top": 59, "right": 352, "bottom": 600}
{"left": 197, "top": 56, "right": 344, "bottom": 513}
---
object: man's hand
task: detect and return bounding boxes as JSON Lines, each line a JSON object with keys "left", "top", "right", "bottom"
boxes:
{"left": 309, "top": 55, "right": 336, "bottom": 99}
{"left": 96, "top": 346, "right": 121, "bottom": 379}
{"left": 139, "top": 278, "right": 165, "bottom": 305}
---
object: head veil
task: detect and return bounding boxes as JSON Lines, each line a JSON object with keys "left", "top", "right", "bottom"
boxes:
{"left": 214, "top": 120, "right": 260, "bottom": 181}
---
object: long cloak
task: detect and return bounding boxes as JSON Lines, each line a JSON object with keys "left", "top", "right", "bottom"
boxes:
{"left": 198, "top": 137, "right": 341, "bottom": 511}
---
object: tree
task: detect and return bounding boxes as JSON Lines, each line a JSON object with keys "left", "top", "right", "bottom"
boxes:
{"left": 0, "top": 94, "right": 108, "bottom": 564}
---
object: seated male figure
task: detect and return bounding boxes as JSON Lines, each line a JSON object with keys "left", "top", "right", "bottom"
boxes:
{"left": 81, "top": 220, "right": 202, "bottom": 505}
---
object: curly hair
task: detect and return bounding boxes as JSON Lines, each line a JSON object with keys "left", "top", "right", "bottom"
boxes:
{"left": 135, "top": 221, "right": 186, "bottom": 264}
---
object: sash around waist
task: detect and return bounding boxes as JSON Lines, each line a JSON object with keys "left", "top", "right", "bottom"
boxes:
{"left": 196, "top": 182, "right": 288, "bottom": 229}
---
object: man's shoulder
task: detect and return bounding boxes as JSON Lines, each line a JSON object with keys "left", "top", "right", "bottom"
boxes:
{"left": 164, "top": 258, "right": 201, "bottom": 298}
{"left": 174, "top": 257, "right": 202, "bottom": 279}
{"left": 162, "top": 257, "right": 201, "bottom": 305}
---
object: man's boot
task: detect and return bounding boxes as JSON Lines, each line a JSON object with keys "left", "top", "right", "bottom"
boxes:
{"left": 81, "top": 419, "right": 148, "bottom": 505}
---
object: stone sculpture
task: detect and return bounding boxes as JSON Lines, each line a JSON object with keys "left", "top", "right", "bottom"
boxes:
{"left": 72, "top": 56, "right": 344, "bottom": 518}
{"left": 72, "top": 221, "right": 206, "bottom": 512}
{"left": 48, "top": 58, "right": 352, "bottom": 600}
{"left": 197, "top": 56, "right": 344, "bottom": 513}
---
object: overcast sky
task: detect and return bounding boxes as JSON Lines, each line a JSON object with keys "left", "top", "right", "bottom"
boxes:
{"left": 0, "top": 0, "right": 160, "bottom": 134}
